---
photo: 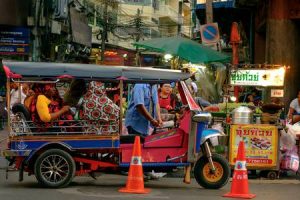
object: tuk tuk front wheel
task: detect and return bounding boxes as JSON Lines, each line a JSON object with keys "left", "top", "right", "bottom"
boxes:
{"left": 194, "top": 154, "right": 230, "bottom": 189}
{"left": 34, "top": 149, "right": 75, "bottom": 188}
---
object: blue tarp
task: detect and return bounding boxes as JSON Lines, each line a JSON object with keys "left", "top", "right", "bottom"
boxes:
{"left": 196, "top": 0, "right": 234, "bottom": 10}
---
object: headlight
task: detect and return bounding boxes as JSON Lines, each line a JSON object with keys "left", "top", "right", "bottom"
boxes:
{"left": 192, "top": 112, "right": 212, "bottom": 123}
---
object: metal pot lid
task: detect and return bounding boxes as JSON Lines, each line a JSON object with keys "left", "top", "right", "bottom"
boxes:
{"left": 231, "top": 106, "right": 253, "bottom": 114}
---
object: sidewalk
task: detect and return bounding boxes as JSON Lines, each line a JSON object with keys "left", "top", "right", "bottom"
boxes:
{"left": 0, "top": 126, "right": 8, "bottom": 169}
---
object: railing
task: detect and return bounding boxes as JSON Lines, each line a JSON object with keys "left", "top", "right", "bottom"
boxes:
{"left": 158, "top": 5, "right": 183, "bottom": 25}
{"left": 9, "top": 113, "right": 119, "bottom": 136}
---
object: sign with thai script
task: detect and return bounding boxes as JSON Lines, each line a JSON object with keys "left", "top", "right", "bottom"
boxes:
{"left": 271, "top": 89, "right": 284, "bottom": 97}
{"left": 230, "top": 68, "right": 285, "bottom": 86}
{"left": 229, "top": 124, "right": 278, "bottom": 168}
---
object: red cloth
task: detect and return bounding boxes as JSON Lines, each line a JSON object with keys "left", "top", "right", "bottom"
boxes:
{"left": 30, "top": 83, "right": 73, "bottom": 132}
{"left": 159, "top": 93, "right": 175, "bottom": 110}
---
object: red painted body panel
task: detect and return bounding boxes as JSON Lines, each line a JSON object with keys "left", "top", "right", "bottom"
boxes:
{"left": 120, "top": 128, "right": 189, "bottom": 163}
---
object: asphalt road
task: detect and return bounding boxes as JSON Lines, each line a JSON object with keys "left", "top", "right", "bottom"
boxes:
{"left": 1, "top": 128, "right": 300, "bottom": 200}
{"left": 0, "top": 170, "right": 300, "bottom": 200}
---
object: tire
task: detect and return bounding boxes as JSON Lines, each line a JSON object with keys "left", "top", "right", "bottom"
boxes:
{"left": 194, "top": 154, "right": 230, "bottom": 189}
{"left": 267, "top": 170, "right": 278, "bottom": 180}
{"left": 34, "top": 149, "right": 75, "bottom": 188}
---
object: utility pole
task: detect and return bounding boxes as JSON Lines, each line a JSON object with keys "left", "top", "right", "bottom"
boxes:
{"left": 134, "top": 8, "right": 142, "bottom": 66}
{"left": 101, "top": 1, "right": 108, "bottom": 62}
{"left": 205, "top": 0, "right": 213, "bottom": 24}
{"left": 32, "top": 0, "right": 42, "bottom": 61}
{"left": 135, "top": 8, "right": 142, "bottom": 42}
{"left": 178, "top": 1, "right": 183, "bottom": 35}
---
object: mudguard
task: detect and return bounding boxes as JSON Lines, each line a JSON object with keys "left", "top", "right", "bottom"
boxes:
{"left": 201, "top": 129, "right": 225, "bottom": 145}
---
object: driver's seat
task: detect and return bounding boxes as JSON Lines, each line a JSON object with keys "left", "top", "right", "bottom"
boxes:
{"left": 120, "top": 135, "right": 146, "bottom": 144}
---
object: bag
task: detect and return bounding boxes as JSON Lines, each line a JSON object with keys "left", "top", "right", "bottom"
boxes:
{"left": 280, "top": 128, "right": 296, "bottom": 150}
{"left": 280, "top": 146, "right": 299, "bottom": 172}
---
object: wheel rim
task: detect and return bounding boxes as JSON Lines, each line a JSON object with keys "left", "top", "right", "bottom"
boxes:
{"left": 203, "top": 162, "right": 224, "bottom": 183}
{"left": 40, "top": 155, "right": 70, "bottom": 184}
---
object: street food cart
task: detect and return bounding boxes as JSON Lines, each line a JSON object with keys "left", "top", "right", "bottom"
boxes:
{"left": 227, "top": 65, "right": 286, "bottom": 179}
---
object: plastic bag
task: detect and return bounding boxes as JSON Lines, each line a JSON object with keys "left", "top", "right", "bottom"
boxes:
{"left": 280, "top": 129, "right": 296, "bottom": 150}
{"left": 290, "top": 122, "right": 300, "bottom": 136}
{"left": 280, "top": 145, "right": 299, "bottom": 172}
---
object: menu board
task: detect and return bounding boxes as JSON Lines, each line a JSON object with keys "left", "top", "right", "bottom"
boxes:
{"left": 229, "top": 124, "right": 278, "bottom": 168}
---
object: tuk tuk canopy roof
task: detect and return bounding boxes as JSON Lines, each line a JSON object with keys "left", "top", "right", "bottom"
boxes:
{"left": 2, "top": 60, "right": 191, "bottom": 83}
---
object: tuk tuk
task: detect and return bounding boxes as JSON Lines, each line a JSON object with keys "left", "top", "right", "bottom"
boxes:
{"left": 1, "top": 60, "right": 230, "bottom": 189}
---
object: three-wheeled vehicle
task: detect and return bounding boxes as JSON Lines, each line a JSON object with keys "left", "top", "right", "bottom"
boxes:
{"left": 1, "top": 60, "right": 230, "bottom": 189}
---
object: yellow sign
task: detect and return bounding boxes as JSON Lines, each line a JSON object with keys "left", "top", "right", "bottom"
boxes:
{"left": 229, "top": 124, "right": 278, "bottom": 168}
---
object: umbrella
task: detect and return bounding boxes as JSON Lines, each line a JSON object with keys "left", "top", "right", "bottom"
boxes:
{"left": 133, "top": 36, "right": 230, "bottom": 63}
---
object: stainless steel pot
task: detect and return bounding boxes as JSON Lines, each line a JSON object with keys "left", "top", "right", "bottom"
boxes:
{"left": 231, "top": 106, "right": 253, "bottom": 124}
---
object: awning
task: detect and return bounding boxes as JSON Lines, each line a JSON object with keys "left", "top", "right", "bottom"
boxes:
{"left": 2, "top": 60, "right": 191, "bottom": 83}
{"left": 196, "top": 0, "right": 234, "bottom": 10}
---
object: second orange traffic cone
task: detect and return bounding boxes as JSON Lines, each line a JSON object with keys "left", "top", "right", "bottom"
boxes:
{"left": 119, "top": 136, "right": 150, "bottom": 194}
{"left": 223, "top": 141, "right": 256, "bottom": 199}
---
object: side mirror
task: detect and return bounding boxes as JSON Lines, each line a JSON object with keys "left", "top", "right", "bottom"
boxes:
{"left": 192, "top": 112, "right": 212, "bottom": 123}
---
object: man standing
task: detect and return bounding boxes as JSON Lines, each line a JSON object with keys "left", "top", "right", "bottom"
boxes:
{"left": 125, "top": 83, "right": 162, "bottom": 136}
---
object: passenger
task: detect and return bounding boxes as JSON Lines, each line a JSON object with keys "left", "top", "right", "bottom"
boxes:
{"left": 158, "top": 83, "right": 177, "bottom": 127}
{"left": 30, "top": 82, "right": 72, "bottom": 129}
{"left": 158, "top": 83, "right": 176, "bottom": 111}
{"left": 81, "top": 81, "right": 120, "bottom": 134}
{"left": 10, "top": 83, "right": 30, "bottom": 108}
{"left": 64, "top": 79, "right": 87, "bottom": 107}
{"left": 125, "top": 83, "right": 162, "bottom": 136}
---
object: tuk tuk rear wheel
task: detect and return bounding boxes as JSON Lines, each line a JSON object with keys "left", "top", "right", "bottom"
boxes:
{"left": 34, "top": 149, "right": 75, "bottom": 188}
{"left": 194, "top": 154, "right": 230, "bottom": 189}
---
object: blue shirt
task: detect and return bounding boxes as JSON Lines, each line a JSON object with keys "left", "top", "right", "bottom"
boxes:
{"left": 125, "top": 84, "right": 158, "bottom": 135}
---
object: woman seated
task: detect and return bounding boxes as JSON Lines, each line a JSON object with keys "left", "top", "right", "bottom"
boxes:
{"left": 64, "top": 79, "right": 87, "bottom": 107}
{"left": 156, "top": 83, "right": 179, "bottom": 132}
{"left": 159, "top": 83, "right": 176, "bottom": 111}
{"left": 30, "top": 82, "right": 73, "bottom": 131}
{"left": 81, "top": 81, "right": 120, "bottom": 134}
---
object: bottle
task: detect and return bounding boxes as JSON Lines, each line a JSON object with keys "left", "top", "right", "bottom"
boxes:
{"left": 279, "top": 108, "right": 285, "bottom": 126}
{"left": 256, "top": 116, "right": 261, "bottom": 124}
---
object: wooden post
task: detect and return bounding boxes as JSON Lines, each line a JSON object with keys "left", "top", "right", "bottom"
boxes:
{"left": 205, "top": 0, "right": 213, "bottom": 24}
{"left": 230, "top": 22, "right": 241, "bottom": 102}
{"left": 266, "top": 0, "right": 300, "bottom": 107}
{"left": 6, "top": 79, "right": 11, "bottom": 132}
{"left": 119, "top": 79, "right": 124, "bottom": 134}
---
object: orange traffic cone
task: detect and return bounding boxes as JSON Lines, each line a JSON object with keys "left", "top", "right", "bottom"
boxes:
{"left": 223, "top": 141, "right": 256, "bottom": 199}
{"left": 119, "top": 136, "right": 150, "bottom": 194}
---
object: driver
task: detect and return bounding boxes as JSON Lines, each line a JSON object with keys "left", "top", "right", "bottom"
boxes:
{"left": 125, "top": 83, "right": 162, "bottom": 136}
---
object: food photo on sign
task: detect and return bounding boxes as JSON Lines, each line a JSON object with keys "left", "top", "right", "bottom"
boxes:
{"left": 229, "top": 124, "right": 278, "bottom": 168}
